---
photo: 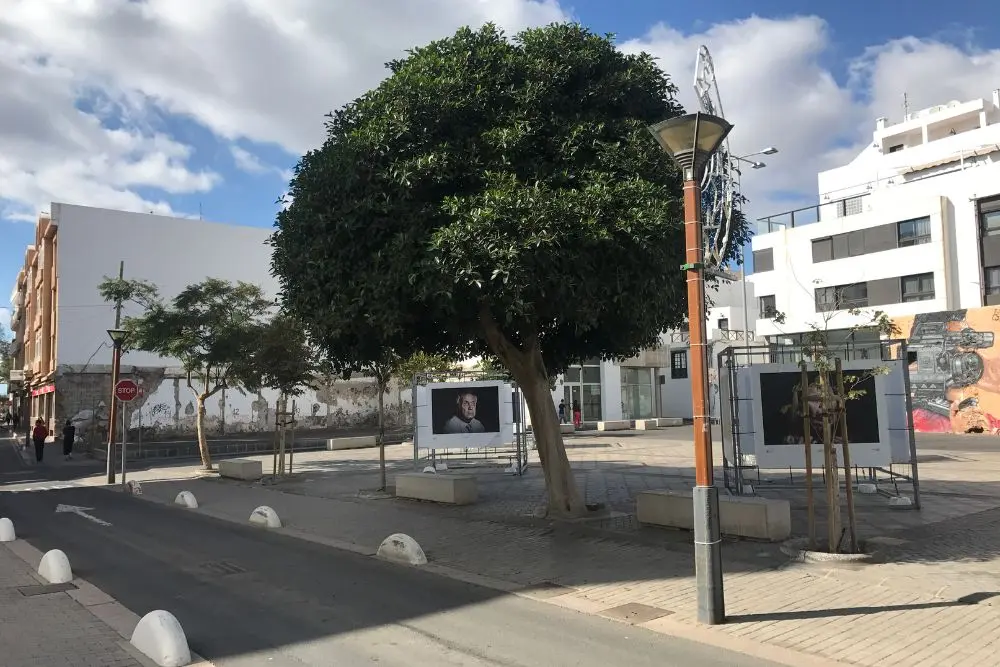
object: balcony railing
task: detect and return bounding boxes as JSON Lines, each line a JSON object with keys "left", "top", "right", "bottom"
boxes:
{"left": 666, "top": 329, "right": 755, "bottom": 344}
{"left": 756, "top": 191, "right": 871, "bottom": 234}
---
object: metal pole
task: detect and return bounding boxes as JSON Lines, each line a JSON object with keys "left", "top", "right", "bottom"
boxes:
{"left": 105, "top": 260, "right": 124, "bottom": 485}
{"left": 683, "top": 174, "right": 725, "bottom": 625}
{"left": 120, "top": 401, "right": 128, "bottom": 488}
{"left": 741, "top": 268, "right": 750, "bottom": 344}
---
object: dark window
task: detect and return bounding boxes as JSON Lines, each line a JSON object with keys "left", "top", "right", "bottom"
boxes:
{"left": 812, "top": 237, "right": 833, "bottom": 263}
{"left": 847, "top": 230, "right": 866, "bottom": 257}
{"left": 898, "top": 217, "right": 931, "bottom": 246}
{"left": 889, "top": 144, "right": 904, "bottom": 153}
{"left": 717, "top": 318, "right": 729, "bottom": 330}
{"left": 752, "top": 248, "right": 774, "bottom": 272}
{"left": 758, "top": 295, "right": 777, "bottom": 318}
{"left": 832, "top": 234, "right": 850, "bottom": 259}
{"left": 901, "top": 273, "right": 935, "bottom": 302}
{"left": 986, "top": 266, "right": 1000, "bottom": 295}
{"left": 907, "top": 350, "right": 918, "bottom": 364}
{"left": 816, "top": 283, "right": 868, "bottom": 311}
{"left": 982, "top": 209, "right": 1000, "bottom": 237}
{"left": 670, "top": 351, "right": 688, "bottom": 379}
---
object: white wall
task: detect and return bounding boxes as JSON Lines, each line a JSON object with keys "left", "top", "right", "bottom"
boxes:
{"left": 55, "top": 203, "right": 276, "bottom": 367}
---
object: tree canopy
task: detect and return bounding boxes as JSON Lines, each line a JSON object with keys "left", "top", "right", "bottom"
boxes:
{"left": 270, "top": 22, "right": 749, "bottom": 515}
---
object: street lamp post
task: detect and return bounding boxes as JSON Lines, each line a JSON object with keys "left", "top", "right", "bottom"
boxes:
{"left": 105, "top": 328, "right": 129, "bottom": 484}
{"left": 649, "top": 111, "right": 734, "bottom": 625}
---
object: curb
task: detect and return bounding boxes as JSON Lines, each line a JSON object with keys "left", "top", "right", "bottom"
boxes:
{"left": 126, "top": 487, "right": 842, "bottom": 667}
{"left": 2, "top": 540, "right": 213, "bottom": 667}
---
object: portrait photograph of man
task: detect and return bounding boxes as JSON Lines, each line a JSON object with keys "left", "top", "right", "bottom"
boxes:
{"left": 430, "top": 384, "right": 501, "bottom": 436}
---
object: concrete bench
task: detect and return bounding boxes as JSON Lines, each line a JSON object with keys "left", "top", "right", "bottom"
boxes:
{"left": 634, "top": 419, "right": 659, "bottom": 430}
{"left": 597, "top": 420, "right": 630, "bottom": 432}
{"left": 217, "top": 458, "right": 263, "bottom": 481}
{"left": 327, "top": 435, "right": 378, "bottom": 450}
{"left": 560, "top": 423, "right": 575, "bottom": 434}
{"left": 636, "top": 489, "right": 791, "bottom": 542}
{"left": 395, "top": 472, "right": 477, "bottom": 505}
{"left": 656, "top": 418, "right": 684, "bottom": 427}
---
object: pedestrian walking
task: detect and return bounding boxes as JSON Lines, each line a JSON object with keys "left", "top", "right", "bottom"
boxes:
{"left": 32, "top": 418, "right": 49, "bottom": 463}
{"left": 62, "top": 419, "right": 76, "bottom": 460}
{"left": 572, "top": 400, "right": 582, "bottom": 428}
{"left": 558, "top": 400, "right": 566, "bottom": 424}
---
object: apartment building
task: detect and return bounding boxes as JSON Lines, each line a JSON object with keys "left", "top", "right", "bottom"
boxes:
{"left": 749, "top": 90, "right": 1000, "bottom": 434}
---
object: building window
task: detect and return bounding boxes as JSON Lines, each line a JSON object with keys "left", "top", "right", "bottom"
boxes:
{"left": 717, "top": 318, "right": 729, "bottom": 330}
{"left": 982, "top": 205, "right": 1000, "bottom": 238}
{"left": 620, "top": 367, "right": 654, "bottom": 420}
{"left": 888, "top": 144, "right": 904, "bottom": 153}
{"left": 758, "top": 295, "right": 777, "bottom": 318}
{"left": 836, "top": 196, "right": 864, "bottom": 218}
{"left": 986, "top": 266, "right": 1000, "bottom": 295}
{"left": 901, "top": 273, "right": 935, "bottom": 302}
{"left": 898, "top": 217, "right": 931, "bottom": 247}
{"left": 670, "top": 351, "right": 688, "bottom": 379}
{"left": 816, "top": 283, "right": 868, "bottom": 312}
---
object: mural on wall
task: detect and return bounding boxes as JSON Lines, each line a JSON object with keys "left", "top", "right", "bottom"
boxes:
{"left": 894, "top": 308, "right": 1000, "bottom": 434}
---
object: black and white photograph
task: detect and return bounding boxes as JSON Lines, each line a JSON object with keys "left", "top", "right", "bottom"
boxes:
{"left": 758, "top": 370, "right": 881, "bottom": 447}
{"left": 430, "top": 384, "right": 501, "bottom": 435}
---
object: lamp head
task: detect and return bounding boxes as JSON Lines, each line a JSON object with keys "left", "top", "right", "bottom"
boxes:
{"left": 648, "top": 112, "right": 734, "bottom": 181}
{"left": 751, "top": 161, "right": 766, "bottom": 169}
{"left": 761, "top": 146, "right": 778, "bottom": 155}
{"left": 106, "top": 328, "right": 129, "bottom": 347}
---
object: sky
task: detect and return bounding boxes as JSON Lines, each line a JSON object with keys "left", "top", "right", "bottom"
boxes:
{"left": 3, "top": 0, "right": 1000, "bottom": 327}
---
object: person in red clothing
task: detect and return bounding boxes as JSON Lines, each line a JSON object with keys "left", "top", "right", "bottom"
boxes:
{"left": 31, "top": 418, "right": 49, "bottom": 463}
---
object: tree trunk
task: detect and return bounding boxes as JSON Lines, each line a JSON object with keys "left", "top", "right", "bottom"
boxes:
{"left": 195, "top": 395, "right": 212, "bottom": 470}
{"left": 378, "top": 382, "right": 386, "bottom": 491}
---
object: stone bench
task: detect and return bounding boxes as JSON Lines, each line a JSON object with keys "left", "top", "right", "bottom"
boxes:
{"left": 395, "top": 472, "right": 477, "bottom": 505}
{"left": 327, "top": 435, "right": 378, "bottom": 450}
{"left": 656, "top": 418, "right": 684, "bottom": 427}
{"left": 217, "top": 458, "right": 263, "bottom": 481}
{"left": 597, "top": 420, "right": 630, "bottom": 432}
{"left": 636, "top": 489, "right": 791, "bottom": 542}
{"left": 634, "top": 419, "right": 659, "bottom": 430}
{"left": 560, "top": 423, "right": 575, "bottom": 434}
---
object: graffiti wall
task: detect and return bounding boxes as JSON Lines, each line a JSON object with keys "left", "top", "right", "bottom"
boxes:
{"left": 893, "top": 307, "right": 1000, "bottom": 434}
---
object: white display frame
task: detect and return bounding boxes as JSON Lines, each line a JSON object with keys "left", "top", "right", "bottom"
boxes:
{"left": 748, "top": 359, "right": 908, "bottom": 469}
{"left": 416, "top": 380, "right": 515, "bottom": 450}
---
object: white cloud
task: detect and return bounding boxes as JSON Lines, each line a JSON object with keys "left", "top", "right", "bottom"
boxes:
{"left": 229, "top": 145, "right": 269, "bottom": 175}
{"left": 0, "top": 0, "right": 565, "bottom": 222}
{"left": 623, "top": 16, "right": 1000, "bottom": 233}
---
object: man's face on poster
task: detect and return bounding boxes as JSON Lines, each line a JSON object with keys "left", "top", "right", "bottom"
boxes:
{"left": 457, "top": 393, "right": 478, "bottom": 421}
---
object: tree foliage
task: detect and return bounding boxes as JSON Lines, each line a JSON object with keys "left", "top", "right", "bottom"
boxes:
{"left": 0, "top": 324, "right": 11, "bottom": 383}
{"left": 270, "top": 23, "right": 745, "bottom": 515}
{"left": 232, "top": 312, "right": 322, "bottom": 398}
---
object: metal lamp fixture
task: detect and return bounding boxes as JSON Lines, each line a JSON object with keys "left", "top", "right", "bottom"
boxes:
{"left": 106, "top": 328, "right": 129, "bottom": 347}
{"left": 647, "top": 112, "right": 734, "bottom": 181}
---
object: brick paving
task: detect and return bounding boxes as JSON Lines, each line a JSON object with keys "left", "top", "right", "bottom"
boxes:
{"left": 0, "top": 545, "right": 142, "bottom": 667}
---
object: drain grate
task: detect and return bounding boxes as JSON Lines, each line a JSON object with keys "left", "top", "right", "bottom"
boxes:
{"left": 598, "top": 602, "right": 673, "bottom": 624}
{"left": 18, "top": 582, "right": 78, "bottom": 597}
{"left": 199, "top": 561, "right": 247, "bottom": 576}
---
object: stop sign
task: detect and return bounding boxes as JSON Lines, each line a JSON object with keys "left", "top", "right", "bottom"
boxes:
{"left": 115, "top": 379, "right": 140, "bottom": 402}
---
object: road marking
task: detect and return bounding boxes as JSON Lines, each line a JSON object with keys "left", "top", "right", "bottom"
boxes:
{"left": 55, "top": 504, "right": 112, "bottom": 527}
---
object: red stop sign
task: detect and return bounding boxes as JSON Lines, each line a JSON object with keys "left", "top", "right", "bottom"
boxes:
{"left": 115, "top": 379, "right": 140, "bottom": 402}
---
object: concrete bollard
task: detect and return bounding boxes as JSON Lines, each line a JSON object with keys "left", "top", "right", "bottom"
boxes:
{"left": 376, "top": 533, "right": 427, "bottom": 565}
{"left": 38, "top": 549, "right": 73, "bottom": 584}
{"left": 0, "top": 517, "right": 15, "bottom": 542}
{"left": 174, "top": 491, "right": 199, "bottom": 509}
{"left": 130, "top": 610, "right": 193, "bottom": 667}
{"left": 422, "top": 466, "right": 437, "bottom": 474}
{"left": 249, "top": 506, "right": 282, "bottom": 528}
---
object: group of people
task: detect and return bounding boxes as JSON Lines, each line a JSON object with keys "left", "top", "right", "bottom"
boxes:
{"left": 15, "top": 418, "right": 77, "bottom": 463}
{"left": 557, "top": 399, "right": 582, "bottom": 428}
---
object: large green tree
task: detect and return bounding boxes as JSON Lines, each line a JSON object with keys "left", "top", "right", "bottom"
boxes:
{"left": 271, "top": 23, "right": 744, "bottom": 516}
{"left": 98, "top": 277, "right": 273, "bottom": 469}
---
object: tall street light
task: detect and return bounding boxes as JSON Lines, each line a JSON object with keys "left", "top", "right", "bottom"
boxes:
{"left": 648, "top": 111, "right": 734, "bottom": 625}
{"left": 106, "top": 328, "right": 129, "bottom": 484}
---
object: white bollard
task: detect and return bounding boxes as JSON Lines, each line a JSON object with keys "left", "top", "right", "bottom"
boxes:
{"left": 38, "top": 549, "right": 73, "bottom": 584}
{"left": 174, "top": 491, "right": 199, "bottom": 509}
{"left": 422, "top": 466, "right": 437, "bottom": 474}
{"left": 130, "top": 610, "right": 192, "bottom": 667}
{"left": 249, "top": 505, "right": 282, "bottom": 528}
{"left": 858, "top": 483, "right": 878, "bottom": 494}
{"left": 0, "top": 517, "right": 15, "bottom": 542}
{"left": 376, "top": 533, "right": 427, "bottom": 565}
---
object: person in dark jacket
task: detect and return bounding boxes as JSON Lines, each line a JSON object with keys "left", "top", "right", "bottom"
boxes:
{"left": 62, "top": 419, "right": 76, "bottom": 460}
{"left": 31, "top": 418, "right": 49, "bottom": 463}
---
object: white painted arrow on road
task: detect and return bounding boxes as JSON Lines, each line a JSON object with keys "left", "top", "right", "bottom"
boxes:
{"left": 55, "top": 504, "right": 112, "bottom": 527}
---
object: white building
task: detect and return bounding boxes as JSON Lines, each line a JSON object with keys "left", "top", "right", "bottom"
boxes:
{"left": 750, "top": 90, "right": 1000, "bottom": 340}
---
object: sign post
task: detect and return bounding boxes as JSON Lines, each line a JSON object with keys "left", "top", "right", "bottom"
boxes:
{"left": 114, "top": 380, "right": 140, "bottom": 489}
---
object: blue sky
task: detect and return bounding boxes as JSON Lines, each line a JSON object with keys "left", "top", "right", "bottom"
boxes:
{"left": 3, "top": 0, "right": 1000, "bottom": 321}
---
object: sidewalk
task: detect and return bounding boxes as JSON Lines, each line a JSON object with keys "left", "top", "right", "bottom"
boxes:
{"left": 0, "top": 542, "right": 143, "bottom": 666}
{"left": 134, "top": 474, "right": 1000, "bottom": 667}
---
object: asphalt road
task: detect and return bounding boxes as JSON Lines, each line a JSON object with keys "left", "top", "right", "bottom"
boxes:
{"left": 0, "top": 483, "right": 784, "bottom": 667}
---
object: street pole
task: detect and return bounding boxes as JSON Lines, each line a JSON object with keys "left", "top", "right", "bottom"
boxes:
{"left": 106, "top": 260, "right": 124, "bottom": 484}
{"left": 120, "top": 401, "right": 127, "bottom": 488}
{"left": 683, "top": 176, "right": 725, "bottom": 625}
